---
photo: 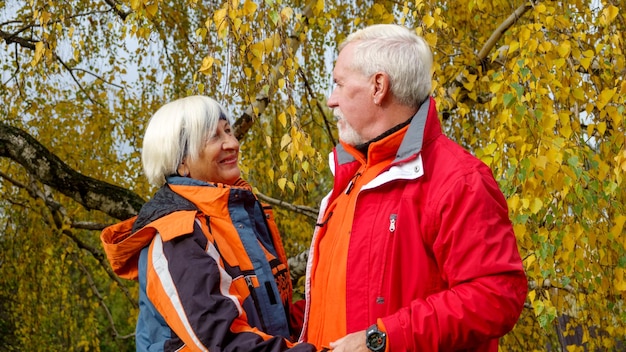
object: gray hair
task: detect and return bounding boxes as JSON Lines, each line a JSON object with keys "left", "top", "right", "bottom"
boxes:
{"left": 142, "top": 95, "right": 231, "bottom": 186}
{"left": 339, "top": 24, "right": 433, "bottom": 108}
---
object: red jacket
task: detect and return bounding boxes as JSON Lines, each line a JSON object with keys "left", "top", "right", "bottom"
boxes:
{"left": 302, "top": 98, "right": 527, "bottom": 351}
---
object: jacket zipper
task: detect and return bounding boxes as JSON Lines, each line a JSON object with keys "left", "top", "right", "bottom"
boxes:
{"left": 376, "top": 214, "right": 396, "bottom": 305}
{"left": 245, "top": 275, "right": 268, "bottom": 331}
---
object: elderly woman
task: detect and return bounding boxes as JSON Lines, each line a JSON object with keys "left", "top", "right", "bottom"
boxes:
{"left": 101, "top": 95, "right": 319, "bottom": 352}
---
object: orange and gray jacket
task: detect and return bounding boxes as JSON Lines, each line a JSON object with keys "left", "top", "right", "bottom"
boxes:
{"left": 101, "top": 177, "right": 317, "bottom": 352}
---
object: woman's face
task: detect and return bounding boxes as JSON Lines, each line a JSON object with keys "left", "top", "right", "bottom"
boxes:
{"left": 183, "top": 119, "right": 240, "bottom": 185}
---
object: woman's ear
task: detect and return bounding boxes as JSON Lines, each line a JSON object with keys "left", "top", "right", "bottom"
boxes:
{"left": 177, "top": 158, "right": 189, "bottom": 177}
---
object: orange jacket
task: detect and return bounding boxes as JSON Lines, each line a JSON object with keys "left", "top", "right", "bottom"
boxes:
{"left": 102, "top": 177, "right": 318, "bottom": 352}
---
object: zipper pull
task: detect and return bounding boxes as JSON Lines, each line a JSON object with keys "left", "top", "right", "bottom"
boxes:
{"left": 345, "top": 172, "right": 362, "bottom": 194}
{"left": 389, "top": 214, "right": 397, "bottom": 233}
{"left": 245, "top": 276, "right": 254, "bottom": 289}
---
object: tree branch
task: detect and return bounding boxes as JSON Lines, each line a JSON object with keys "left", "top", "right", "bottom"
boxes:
{"left": 441, "top": 1, "right": 537, "bottom": 115}
{"left": 75, "top": 253, "right": 135, "bottom": 339}
{"left": 0, "top": 28, "right": 36, "bottom": 50}
{"left": 476, "top": 2, "right": 535, "bottom": 62}
{"left": 101, "top": 0, "right": 130, "bottom": 21}
{"left": 0, "top": 122, "right": 145, "bottom": 220}
{"left": 298, "top": 67, "right": 337, "bottom": 146}
{"left": 0, "top": 171, "right": 138, "bottom": 308}
{"left": 256, "top": 191, "right": 319, "bottom": 220}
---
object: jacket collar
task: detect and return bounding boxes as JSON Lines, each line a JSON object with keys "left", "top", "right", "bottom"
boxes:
{"left": 334, "top": 97, "right": 440, "bottom": 166}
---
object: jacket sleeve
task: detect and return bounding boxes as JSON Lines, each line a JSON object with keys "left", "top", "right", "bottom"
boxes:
{"left": 382, "top": 165, "right": 528, "bottom": 351}
{"left": 145, "top": 217, "right": 319, "bottom": 352}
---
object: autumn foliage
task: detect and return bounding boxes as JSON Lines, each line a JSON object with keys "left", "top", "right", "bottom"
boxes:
{"left": 0, "top": 0, "right": 624, "bottom": 351}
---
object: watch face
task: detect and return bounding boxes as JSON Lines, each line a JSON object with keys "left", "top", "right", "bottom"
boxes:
{"left": 366, "top": 326, "right": 386, "bottom": 352}
{"left": 367, "top": 332, "right": 384, "bottom": 348}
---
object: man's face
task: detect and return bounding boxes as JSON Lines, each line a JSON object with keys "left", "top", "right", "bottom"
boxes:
{"left": 327, "top": 42, "right": 377, "bottom": 146}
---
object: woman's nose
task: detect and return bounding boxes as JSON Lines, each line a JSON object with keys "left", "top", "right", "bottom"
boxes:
{"left": 223, "top": 134, "right": 239, "bottom": 149}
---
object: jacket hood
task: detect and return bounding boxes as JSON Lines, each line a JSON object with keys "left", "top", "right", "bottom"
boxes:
{"left": 100, "top": 178, "right": 256, "bottom": 280}
{"left": 100, "top": 183, "right": 199, "bottom": 280}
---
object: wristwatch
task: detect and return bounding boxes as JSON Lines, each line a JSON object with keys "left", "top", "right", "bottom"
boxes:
{"left": 365, "top": 323, "right": 387, "bottom": 352}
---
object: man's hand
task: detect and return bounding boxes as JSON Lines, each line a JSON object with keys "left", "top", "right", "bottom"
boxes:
{"left": 329, "top": 330, "right": 369, "bottom": 352}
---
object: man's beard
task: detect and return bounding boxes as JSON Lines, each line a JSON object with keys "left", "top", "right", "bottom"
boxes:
{"left": 335, "top": 110, "right": 365, "bottom": 146}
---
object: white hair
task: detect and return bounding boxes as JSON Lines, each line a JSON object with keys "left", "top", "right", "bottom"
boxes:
{"left": 142, "top": 95, "right": 231, "bottom": 186}
{"left": 339, "top": 24, "right": 433, "bottom": 108}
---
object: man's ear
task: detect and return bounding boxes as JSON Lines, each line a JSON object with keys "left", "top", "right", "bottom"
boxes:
{"left": 372, "top": 72, "right": 390, "bottom": 105}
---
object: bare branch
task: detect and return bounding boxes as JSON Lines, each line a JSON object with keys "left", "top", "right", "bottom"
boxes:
{"left": 75, "top": 253, "right": 135, "bottom": 339}
{"left": 256, "top": 192, "right": 319, "bottom": 220}
{"left": 54, "top": 53, "right": 103, "bottom": 107}
{"left": 0, "top": 28, "right": 36, "bottom": 50}
{"left": 298, "top": 67, "right": 337, "bottom": 146}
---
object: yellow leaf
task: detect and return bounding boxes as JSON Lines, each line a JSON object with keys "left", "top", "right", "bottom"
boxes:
{"left": 521, "top": 198, "right": 530, "bottom": 210}
{"left": 611, "top": 215, "right": 626, "bottom": 241}
{"left": 214, "top": 8, "right": 228, "bottom": 38}
{"left": 312, "top": 0, "right": 324, "bottom": 16}
{"left": 277, "top": 178, "right": 287, "bottom": 191}
{"left": 146, "top": 3, "right": 158, "bottom": 17}
{"left": 530, "top": 198, "right": 543, "bottom": 214}
{"left": 508, "top": 194, "right": 520, "bottom": 211}
{"left": 572, "top": 88, "right": 586, "bottom": 101}
{"left": 423, "top": 14, "right": 435, "bottom": 28}
{"left": 579, "top": 57, "right": 592, "bottom": 70}
{"left": 31, "top": 41, "right": 45, "bottom": 66}
{"left": 561, "top": 123, "right": 572, "bottom": 139}
{"left": 280, "top": 7, "right": 294, "bottom": 21}
{"left": 528, "top": 289, "right": 536, "bottom": 303}
{"left": 562, "top": 231, "right": 575, "bottom": 253}
{"left": 250, "top": 41, "right": 264, "bottom": 58}
{"left": 130, "top": 0, "right": 141, "bottom": 10}
{"left": 541, "top": 113, "right": 557, "bottom": 131}
{"left": 614, "top": 268, "right": 626, "bottom": 292}
{"left": 597, "top": 88, "right": 616, "bottom": 110}
{"left": 601, "top": 5, "right": 619, "bottom": 25}
{"left": 278, "top": 112, "right": 287, "bottom": 127}
{"left": 535, "top": 3, "right": 546, "bottom": 13}
{"left": 489, "top": 81, "right": 503, "bottom": 94}
{"left": 483, "top": 143, "right": 497, "bottom": 155}
{"left": 519, "top": 27, "right": 531, "bottom": 43}
{"left": 553, "top": 58, "right": 565, "bottom": 68}
{"left": 556, "top": 41, "right": 571, "bottom": 57}
{"left": 198, "top": 56, "right": 214, "bottom": 74}
{"left": 534, "top": 155, "right": 547, "bottom": 169}
{"left": 243, "top": 0, "right": 257, "bottom": 15}
{"left": 280, "top": 134, "right": 291, "bottom": 149}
